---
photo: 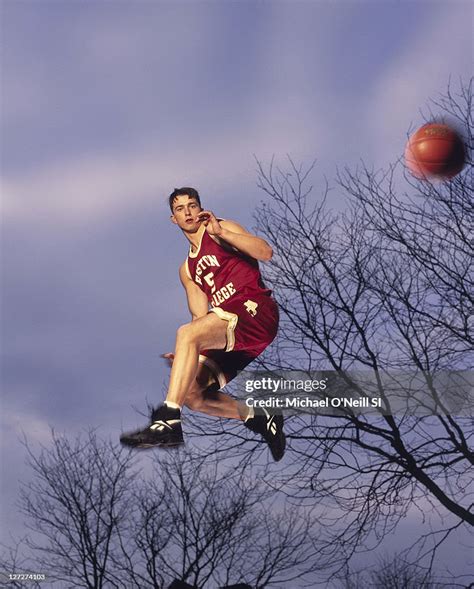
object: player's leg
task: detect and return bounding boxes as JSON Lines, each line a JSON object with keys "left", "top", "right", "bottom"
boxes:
{"left": 161, "top": 353, "right": 247, "bottom": 419}
{"left": 165, "top": 312, "right": 227, "bottom": 407}
{"left": 182, "top": 356, "right": 286, "bottom": 462}
{"left": 162, "top": 297, "right": 285, "bottom": 461}
{"left": 210, "top": 297, "right": 285, "bottom": 461}
{"left": 120, "top": 313, "right": 231, "bottom": 449}
{"left": 120, "top": 296, "right": 285, "bottom": 460}
{"left": 184, "top": 363, "right": 248, "bottom": 420}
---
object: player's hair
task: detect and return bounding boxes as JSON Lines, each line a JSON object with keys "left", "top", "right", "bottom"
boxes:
{"left": 168, "top": 187, "right": 202, "bottom": 212}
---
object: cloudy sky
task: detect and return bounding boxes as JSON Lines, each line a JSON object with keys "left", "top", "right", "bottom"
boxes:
{"left": 1, "top": 0, "right": 472, "bottom": 582}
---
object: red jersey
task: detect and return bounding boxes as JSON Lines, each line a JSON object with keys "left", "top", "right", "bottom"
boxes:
{"left": 186, "top": 229, "right": 272, "bottom": 309}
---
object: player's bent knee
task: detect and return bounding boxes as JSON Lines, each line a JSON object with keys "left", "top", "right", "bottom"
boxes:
{"left": 176, "top": 322, "right": 195, "bottom": 343}
{"left": 176, "top": 320, "right": 212, "bottom": 349}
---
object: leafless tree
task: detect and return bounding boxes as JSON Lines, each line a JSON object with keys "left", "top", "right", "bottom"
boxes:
{"left": 4, "top": 431, "right": 318, "bottom": 588}
{"left": 113, "top": 450, "right": 318, "bottom": 588}
{"left": 16, "top": 430, "right": 136, "bottom": 588}
{"left": 248, "top": 78, "right": 473, "bottom": 583}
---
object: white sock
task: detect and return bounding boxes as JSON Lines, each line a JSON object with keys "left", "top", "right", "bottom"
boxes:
{"left": 165, "top": 400, "right": 181, "bottom": 411}
{"left": 244, "top": 407, "right": 255, "bottom": 422}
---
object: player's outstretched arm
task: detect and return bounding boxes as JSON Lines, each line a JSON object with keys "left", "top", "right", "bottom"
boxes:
{"left": 196, "top": 211, "right": 273, "bottom": 261}
{"left": 179, "top": 262, "right": 209, "bottom": 321}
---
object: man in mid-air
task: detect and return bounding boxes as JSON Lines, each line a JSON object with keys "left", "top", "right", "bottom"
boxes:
{"left": 120, "top": 187, "right": 285, "bottom": 461}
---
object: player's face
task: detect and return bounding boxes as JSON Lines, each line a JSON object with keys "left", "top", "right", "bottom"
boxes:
{"left": 170, "top": 196, "right": 202, "bottom": 232}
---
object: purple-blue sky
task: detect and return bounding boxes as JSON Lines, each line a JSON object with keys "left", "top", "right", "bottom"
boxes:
{"left": 1, "top": 0, "right": 473, "bottom": 583}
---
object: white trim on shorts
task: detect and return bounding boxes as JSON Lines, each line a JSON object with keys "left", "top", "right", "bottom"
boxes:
{"left": 198, "top": 354, "right": 227, "bottom": 388}
{"left": 210, "top": 306, "right": 239, "bottom": 351}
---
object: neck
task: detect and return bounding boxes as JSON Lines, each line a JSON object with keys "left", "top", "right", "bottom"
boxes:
{"left": 184, "top": 224, "right": 206, "bottom": 251}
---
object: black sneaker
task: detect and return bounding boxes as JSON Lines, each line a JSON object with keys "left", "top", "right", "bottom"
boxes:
{"left": 245, "top": 409, "right": 286, "bottom": 461}
{"left": 120, "top": 404, "right": 184, "bottom": 449}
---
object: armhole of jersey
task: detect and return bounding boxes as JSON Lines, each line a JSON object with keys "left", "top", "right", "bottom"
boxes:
{"left": 184, "top": 258, "right": 192, "bottom": 280}
{"left": 210, "top": 219, "right": 240, "bottom": 253}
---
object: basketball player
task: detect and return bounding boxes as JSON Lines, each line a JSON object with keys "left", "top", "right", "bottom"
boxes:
{"left": 120, "top": 187, "right": 285, "bottom": 461}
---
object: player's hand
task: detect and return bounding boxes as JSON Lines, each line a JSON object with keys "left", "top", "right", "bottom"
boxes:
{"left": 196, "top": 210, "right": 223, "bottom": 236}
{"left": 161, "top": 352, "right": 174, "bottom": 367}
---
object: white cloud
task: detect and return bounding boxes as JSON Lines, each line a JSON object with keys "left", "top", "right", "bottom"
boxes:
{"left": 1, "top": 112, "right": 325, "bottom": 225}
{"left": 1, "top": 2, "right": 346, "bottom": 226}
{"left": 0, "top": 146, "right": 238, "bottom": 223}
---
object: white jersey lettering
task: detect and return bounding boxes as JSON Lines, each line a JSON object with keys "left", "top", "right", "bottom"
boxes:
{"left": 211, "top": 282, "right": 236, "bottom": 307}
{"left": 195, "top": 254, "right": 220, "bottom": 278}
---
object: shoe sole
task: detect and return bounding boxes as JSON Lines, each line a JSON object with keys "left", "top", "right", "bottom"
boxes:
{"left": 120, "top": 439, "right": 184, "bottom": 449}
{"left": 120, "top": 434, "right": 184, "bottom": 449}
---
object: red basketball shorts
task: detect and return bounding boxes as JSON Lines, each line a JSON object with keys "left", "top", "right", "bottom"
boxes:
{"left": 199, "top": 294, "right": 279, "bottom": 387}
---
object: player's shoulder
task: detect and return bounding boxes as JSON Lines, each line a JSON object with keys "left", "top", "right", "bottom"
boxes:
{"left": 219, "top": 219, "right": 249, "bottom": 233}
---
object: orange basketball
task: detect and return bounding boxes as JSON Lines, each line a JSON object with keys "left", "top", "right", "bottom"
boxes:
{"left": 405, "top": 123, "right": 465, "bottom": 180}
